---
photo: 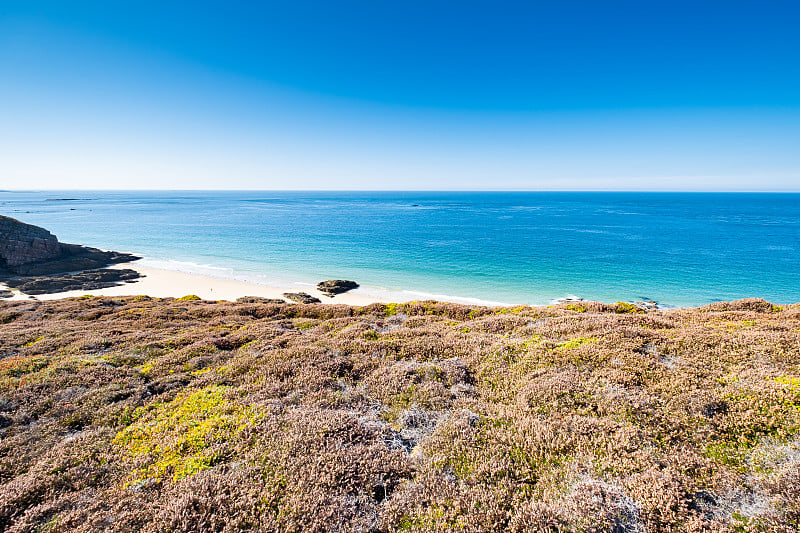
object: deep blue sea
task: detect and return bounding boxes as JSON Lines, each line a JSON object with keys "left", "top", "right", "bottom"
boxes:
{"left": 1, "top": 191, "right": 798, "bottom": 307}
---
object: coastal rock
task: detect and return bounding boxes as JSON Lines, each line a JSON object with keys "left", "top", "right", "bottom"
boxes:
{"left": 0, "top": 289, "right": 13, "bottom": 298}
{"left": 4, "top": 268, "right": 141, "bottom": 295}
{"left": 0, "top": 215, "right": 139, "bottom": 277}
{"left": 236, "top": 296, "right": 286, "bottom": 304}
{"left": 282, "top": 292, "right": 322, "bottom": 304}
{"left": 316, "top": 279, "right": 359, "bottom": 297}
{"left": 0, "top": 215, "right": 61, "bottom": 268}
{"left": 634, "top": 300, "right": 660, "bottom": 311}
{"left": 552, "top": 296, "right": 584, "bottom": 305}
{"left": 10, "top": 244, "right": 139, "bottom": 277}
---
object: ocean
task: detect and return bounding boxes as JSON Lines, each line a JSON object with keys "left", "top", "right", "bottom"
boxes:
{"left": 1, "top": 191, "right": 798, "bottom": 307}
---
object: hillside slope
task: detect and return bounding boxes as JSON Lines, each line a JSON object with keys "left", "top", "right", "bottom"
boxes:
{"left": 0, "top": 297, "right": 798, "bottom": 532}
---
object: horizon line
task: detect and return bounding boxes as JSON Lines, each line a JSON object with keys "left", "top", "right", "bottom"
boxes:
{"left": 2, "top": 189, "right": 800, "bottom": 194}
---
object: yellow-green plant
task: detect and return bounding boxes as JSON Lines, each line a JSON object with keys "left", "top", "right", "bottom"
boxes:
{"left": 114, "top": 386, "right": 263, "bottom": 482}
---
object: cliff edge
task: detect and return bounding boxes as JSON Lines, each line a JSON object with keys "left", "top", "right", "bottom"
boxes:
{"left": 0, "top": 215, "right": 139, "bottom": 278}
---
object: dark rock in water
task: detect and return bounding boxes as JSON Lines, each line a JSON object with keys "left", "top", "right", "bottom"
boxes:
{"left": 0, "top": 289, "right": 13, "bottom": 298}
{"left": 0, "top": 215, "right": 139, "bottom": 277}
{"left": 282, "top": 292, "right": 322, "bottom": 304}
{"left": 236, "top": 296, "right": 286, "bottom": 304}
{"left": 5, "top": 268, "right": 141, "bottom": 295}
{"left": 316, "top": 279, "right": 359, "bottom": 297}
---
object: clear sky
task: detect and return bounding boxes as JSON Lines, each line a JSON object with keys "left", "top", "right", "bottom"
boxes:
{"left": 1, "top": 1, "right": 799, "bottom": 190}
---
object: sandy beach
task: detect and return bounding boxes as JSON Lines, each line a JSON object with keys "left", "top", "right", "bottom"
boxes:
{"left": 0, "top": 262, "right": 415, "bottom": 305}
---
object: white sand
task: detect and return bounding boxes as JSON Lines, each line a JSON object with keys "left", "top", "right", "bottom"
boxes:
{"left": 1, "top": 263, "right": 412, "bottom": 305}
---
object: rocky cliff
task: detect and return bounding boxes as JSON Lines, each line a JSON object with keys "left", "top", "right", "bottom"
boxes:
{"left": 0, "top": 215, "right": 139, "bottom": 277}
{"left": 0, "top": 215, "right": 62, "bottom": 268}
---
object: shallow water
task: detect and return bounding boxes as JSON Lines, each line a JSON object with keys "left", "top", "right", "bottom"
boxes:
{"left": 2, "top": 191, "right": 798, "bottom": 306}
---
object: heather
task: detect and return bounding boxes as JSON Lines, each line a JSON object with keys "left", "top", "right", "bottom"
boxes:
{"left": 0, "top": 297, "right": 798, "bottom": 532}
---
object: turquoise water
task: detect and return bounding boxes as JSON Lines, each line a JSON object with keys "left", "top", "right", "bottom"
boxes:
{"left": 1, "top": 191, "right": 798, "bottom": 306}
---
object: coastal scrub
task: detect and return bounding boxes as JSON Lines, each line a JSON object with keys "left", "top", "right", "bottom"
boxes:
{"left": 0, "top": 296, "right": 798, "bottom": 531}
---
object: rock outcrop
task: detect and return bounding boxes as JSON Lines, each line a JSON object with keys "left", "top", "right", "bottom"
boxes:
{"left": 0, "top": 215, "right": 62, "bottom": 269}
{"left": 316, "top": 279, "right": 359, "bottom": 297}
{"left": 236, "top": 296, "right": 286, "bottom": 304}
{"left": 283, "top": 292, "right": 322, "bottom": 304}
{"left": 4, "top": 268, "right": 141, "bottom": 295}
{"left": 0, "top": 215, "right": 139, "bottom": 278}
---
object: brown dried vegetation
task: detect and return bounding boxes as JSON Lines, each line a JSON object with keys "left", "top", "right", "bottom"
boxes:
{"left": 0, "top": 296, "right": 798, "bottom": 532}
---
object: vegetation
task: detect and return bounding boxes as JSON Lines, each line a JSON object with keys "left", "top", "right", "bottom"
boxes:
{"left": 0, "top": 296, "right": 798, "bottom": 531}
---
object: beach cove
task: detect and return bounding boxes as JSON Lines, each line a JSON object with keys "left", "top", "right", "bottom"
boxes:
{"left": 2, "top": 190, "right": 799, "bottom": 308}
{"left": 1, "top": 263, "right": 417, "bottom": 305}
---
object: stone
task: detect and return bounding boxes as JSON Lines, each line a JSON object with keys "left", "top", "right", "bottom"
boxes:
{"left": 552, "top": 296, "right": 584, "bottom": 305}
{"left": 634, "top": 300, "right": 660, "bottom": 311}
{"left": 282, "top": 292, "right": 322, "bottom": 304}
{"left": 236, "top": 296, "right": 286, "bottom": 304}
{"left": 316, "top": 279, "right": 359, "bottom": 297}
{"left": 0, "top": 215, "right": 61, "bottom": 269}
{"left": 0, "top": 215, "right": 139, "bottom": 278}
{"left": 4, "top": 268, "right": 142, "bottom": 295}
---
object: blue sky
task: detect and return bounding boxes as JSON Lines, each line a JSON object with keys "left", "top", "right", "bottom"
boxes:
{"left": 1, "top": 1, "right": 799, "bottom": 190}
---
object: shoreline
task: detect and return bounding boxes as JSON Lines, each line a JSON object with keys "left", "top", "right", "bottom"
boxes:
{"left": 0, "top": 263, "right": 397, "bottom": 305}
{"left": 0, "top": 258, "right": 710, "bottom": 309}
{"left": 3, "top": 261, "right": 519, "bottom": 306}
{"left": 0, "top": 260, "right": 793, "bottom": 311}
{"left": 0, "top": 260, "right": 669, "bottom": 308}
